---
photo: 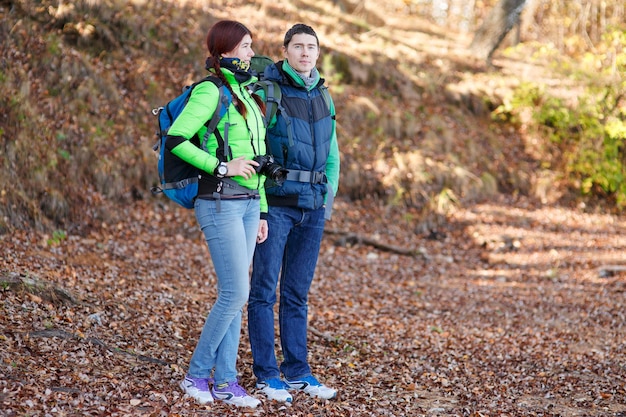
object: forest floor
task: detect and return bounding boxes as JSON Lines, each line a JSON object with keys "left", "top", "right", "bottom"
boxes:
{"left": 2, "top": 0, "right": 626, "bottom": 415}
{"left": 2, "top": 195, "right": 626, "bottom": 416}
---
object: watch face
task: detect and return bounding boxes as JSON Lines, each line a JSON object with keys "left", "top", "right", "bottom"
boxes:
{"left": 218, "top": 164, "right": 227, "bottom": 176}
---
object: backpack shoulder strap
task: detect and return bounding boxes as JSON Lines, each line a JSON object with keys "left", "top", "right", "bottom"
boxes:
{"left": 197, "top": 75, "right": 233, "bottom": 160}
{"left": 319, "top": 85, "right": 335, "bottom": 119}
{"left": 254, "top": 79, "right": 282, "bottom": 126}
{"left": 202, "top": 75, "right": 230, "bottom": 136}
{"left": 254, "top": 79, "right": 298, "bottom": 146}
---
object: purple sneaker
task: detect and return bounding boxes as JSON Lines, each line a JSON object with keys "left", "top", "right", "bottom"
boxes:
{"left": 179, "top": 376, "right": 214, "bottom": 404}
{"left": 212, "top": 380, "right": 261, "bottom": 408}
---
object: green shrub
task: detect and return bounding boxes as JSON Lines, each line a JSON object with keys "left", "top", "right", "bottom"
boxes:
{"left": 510, "top": 85, "right": 625, "bottom": 208}
{"left": 494, "top": 27, "right": 626, "bottom": 210}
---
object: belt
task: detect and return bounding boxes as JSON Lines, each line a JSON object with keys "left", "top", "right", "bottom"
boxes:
{"left": 202, "top": 193, "right": 260, "bottom": 200}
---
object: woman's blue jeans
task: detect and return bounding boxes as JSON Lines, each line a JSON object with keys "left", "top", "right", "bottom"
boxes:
{"left": 248, "top": 206, "right": 325, "bottom": 381}
{"left": 187, "top": 197, "right": 260, "bottom": 385}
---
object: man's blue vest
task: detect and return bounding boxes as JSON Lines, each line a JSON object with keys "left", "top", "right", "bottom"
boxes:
{"left": 263, "top": 63, "right": 333, "bottom": 210}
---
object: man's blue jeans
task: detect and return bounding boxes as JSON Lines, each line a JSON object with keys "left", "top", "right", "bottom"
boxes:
{"left": 248, "top": 205, "right": 325, "bottom": 381}
{"left": 187, "top": 197, "right": 260, "bottom": 385}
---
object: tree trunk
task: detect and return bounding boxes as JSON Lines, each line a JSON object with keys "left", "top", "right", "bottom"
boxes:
{"left": 469, "top": 0, "right": 528, "bottom": 64}
{"left": 519, "top": 0, "right": 540, "bottom": 39}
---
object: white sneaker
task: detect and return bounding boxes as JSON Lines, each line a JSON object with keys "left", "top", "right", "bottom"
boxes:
{"left": 285, "top": 375, "right": 337, "bottom": 400}
{"left": 257, "top": 378, "right": 293, "bottom": 402}
{"left": 179, "top": 376, "right": 214, "bottom": 404}
{"left": 212, "top": 381, "right": 261, "bottom": 408}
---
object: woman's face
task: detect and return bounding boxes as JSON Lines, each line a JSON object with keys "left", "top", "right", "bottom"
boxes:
{"left": 222, "top": 34, "right": 254, "bottom": 65}
{"left": 283, "top": 33, "right": 319, "bottom": 76}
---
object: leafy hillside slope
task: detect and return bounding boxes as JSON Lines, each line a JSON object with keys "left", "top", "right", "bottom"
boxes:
{"left": 0, "top": 0, "right": 618, "bottom": 234}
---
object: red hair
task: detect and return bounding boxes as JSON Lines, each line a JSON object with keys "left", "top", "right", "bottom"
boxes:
{"left": 206, "top": 20, "right": 252, "bottom": 57}
{"left": 205, "top": 20, "right": 264, "bottom": 118}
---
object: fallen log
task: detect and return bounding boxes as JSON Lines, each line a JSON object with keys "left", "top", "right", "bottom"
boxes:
{"left": 1, "top": 270, "right": 78, "bottom": 304}
{"left": 598, "top": 264, "right": 626, "bottom": 278}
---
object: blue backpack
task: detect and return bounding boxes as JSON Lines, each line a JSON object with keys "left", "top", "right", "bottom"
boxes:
{"left": 151, "top": 76, "right": 232, "bottom": 208}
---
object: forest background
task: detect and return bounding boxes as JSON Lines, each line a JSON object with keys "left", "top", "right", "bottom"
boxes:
{"left": 1, "top": 0, "right": 626, "bottom": 416}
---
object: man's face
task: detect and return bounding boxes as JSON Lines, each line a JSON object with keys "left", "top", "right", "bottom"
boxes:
{"left": 283, "top": 33, "right": 319, "bottom": 76}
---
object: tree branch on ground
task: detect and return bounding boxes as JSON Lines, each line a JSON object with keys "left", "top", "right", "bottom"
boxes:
{"left": 325, "top": 228, "right": 429, "bottom": 258}
{"left": 27, "top": 329, "right": 170, "bottom": 366}
{"left": 309, "top": 326, "right": 338, "bottom": 343}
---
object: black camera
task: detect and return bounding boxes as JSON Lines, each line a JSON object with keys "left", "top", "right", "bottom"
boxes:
{"left": 253, "top": 155, "right": 288, "bottom": 185}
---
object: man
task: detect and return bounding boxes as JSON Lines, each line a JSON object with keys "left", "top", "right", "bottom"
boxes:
{"left": 248, "top": 23, "right": 340, "bottom": 403}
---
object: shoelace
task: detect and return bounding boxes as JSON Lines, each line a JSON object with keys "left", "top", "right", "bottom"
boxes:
{"left": 187, "top": 377, "right": 209, "bottom": 391}
{"left": 297, "top": 376, "right": 320, "bottom": 386}
{"left": 266, "top": 378, "right": 288, "bottom": 389}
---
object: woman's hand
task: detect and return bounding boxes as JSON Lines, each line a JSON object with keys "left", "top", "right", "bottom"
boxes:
{"left": 226, "top": 156, "right": 259, "bottom": 179}
{"left": 256, "top": 219, "right": 268, "bottom": 243}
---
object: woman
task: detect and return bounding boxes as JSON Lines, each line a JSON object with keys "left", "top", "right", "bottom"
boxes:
{"left": 168, "top": 20, "right": 267, "bottom": 409}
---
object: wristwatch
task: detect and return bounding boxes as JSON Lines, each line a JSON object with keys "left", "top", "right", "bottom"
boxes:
{"left": 214, "top": 162, "right": 228, "bottom": 178}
